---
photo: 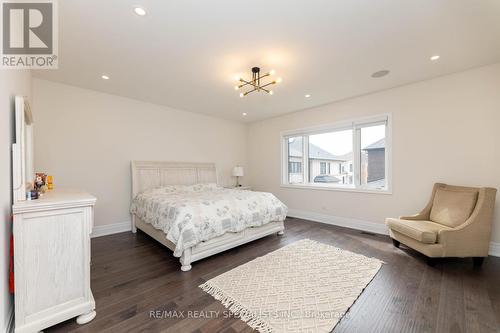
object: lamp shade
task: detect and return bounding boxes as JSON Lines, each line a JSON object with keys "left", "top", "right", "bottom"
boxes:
{"left": 232, "top": 166, "right": 244, "bottom": 177}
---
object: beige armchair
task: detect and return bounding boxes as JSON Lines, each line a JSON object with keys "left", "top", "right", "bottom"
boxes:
{"left": 385, "top": 183, "right": 497, "bottom": 266}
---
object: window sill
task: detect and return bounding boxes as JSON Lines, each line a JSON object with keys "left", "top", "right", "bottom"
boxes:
{"left": 280, "top": 183, "right": 392, "bottom": 195}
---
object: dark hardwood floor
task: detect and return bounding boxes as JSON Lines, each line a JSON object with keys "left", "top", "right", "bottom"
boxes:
{"left": 47, "top": 218, "right": 500, "bottom": 333}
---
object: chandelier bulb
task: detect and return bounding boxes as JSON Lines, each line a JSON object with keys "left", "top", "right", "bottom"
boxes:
{"left": 239, "top": 92, "right": 244, "bottom": 98}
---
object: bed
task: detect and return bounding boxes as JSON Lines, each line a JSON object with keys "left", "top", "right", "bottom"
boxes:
{"left": 130, "top": 161, "right": 287, "bottom": 271}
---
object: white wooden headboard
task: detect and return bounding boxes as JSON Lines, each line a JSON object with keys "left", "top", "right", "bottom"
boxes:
{"left": 131, "top": 161, "right": 218, "bottom": 198}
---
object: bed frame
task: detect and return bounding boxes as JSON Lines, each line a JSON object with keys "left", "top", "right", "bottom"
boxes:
{"left": 131, "top": 161, "right": 285, "bottom": 271}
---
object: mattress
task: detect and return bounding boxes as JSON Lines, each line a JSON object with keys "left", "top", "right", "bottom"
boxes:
{"left": 130, "top": 183, "right": 288, "bottom": 256}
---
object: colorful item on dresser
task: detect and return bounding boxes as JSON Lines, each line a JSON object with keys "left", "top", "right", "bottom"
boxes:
{"left": 34, "top": 173, "right": 49, "bottom": 196}
{"left": 47, "top": 175, "right": 53, "bottom": 190}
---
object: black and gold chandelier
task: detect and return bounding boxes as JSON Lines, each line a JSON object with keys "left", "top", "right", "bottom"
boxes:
{"left": 234, "top": 67, "right": 282, "bottom": 97}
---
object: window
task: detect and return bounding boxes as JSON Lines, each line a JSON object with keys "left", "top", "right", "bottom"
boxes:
{"left": 360, "top": 124, "right": 386, "bottom": 189}
{"left": 286, "top": 136, "right": 303, "bottom": 184}
{"left": 320, "top": 162, "right": 327, "bottom": 175}
{"left": 309, "top": 129, "right": 353, "bottom": 185}
{"left": 288, "top": 162, "right": 302, "bottom": 174}
{"left": 282, "top": 115, "right": 390, "bottom": 192}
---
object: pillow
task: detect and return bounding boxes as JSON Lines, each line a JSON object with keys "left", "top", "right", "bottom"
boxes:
{"left": 187, "top": 183, "right": 220, "bottom": 192}
{"left": 143, "top": 183, "right": 220, "bottom": 194}
{"left": 430, "top": 188, "right": 478, "bottom": 228}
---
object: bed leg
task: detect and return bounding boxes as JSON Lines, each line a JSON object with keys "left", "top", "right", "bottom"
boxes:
{"left": 277, "top": 230, "right": 284, "bottom": 236}
{"left": 131, "top": 215, "right": 137, "bottom": 233}
{"left": 180, "top": 248, "right": 192, "bottom": 272}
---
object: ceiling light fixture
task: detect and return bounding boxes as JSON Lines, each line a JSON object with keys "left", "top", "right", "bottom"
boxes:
{"left": 305, "top": 94, "right": 311, "bottom": 98}
{"left": 430, "top": 55, "right": 440, "bottom": 61}
{"left": 101, "top": 75, "right": 110, "bottom": 80}
{"left": 242, "top": 112, "right": 247, "bottom": 116}
{"left": 235, "top": 67, "right": 281, "bottom": 97}
{"left": 133, "top": 7, "right": 146, "bottom": 16}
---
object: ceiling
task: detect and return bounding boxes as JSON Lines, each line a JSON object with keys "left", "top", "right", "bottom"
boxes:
{"left": 34, "top": 0, "right": 500, "bottom": 122}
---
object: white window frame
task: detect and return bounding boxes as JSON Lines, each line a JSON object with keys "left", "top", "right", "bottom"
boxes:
{"left": 280, "top": 114, "right": 392, "bottom": 194}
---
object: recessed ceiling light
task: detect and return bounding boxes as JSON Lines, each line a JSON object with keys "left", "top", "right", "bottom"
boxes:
{"left": 242, "top": 113, "right": 247, "bottom": 116}
{"left": 305, "top": 94, "right": 311, "bottom": 98}
{"left": 133, "top": 7, "right": 147, "bottom": 16}
{"left": 430, "top": 55, "right": 440, "bottom": 61}
{"left": 371, "top": 70, "right": 390, "bottom": 78}
{"left": 101, "top": 75, "right": 110, "bottom": 80}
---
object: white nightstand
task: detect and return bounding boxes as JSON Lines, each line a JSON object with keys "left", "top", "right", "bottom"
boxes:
{"left": 226, "top": 186, "right": 252, "bottom": 191}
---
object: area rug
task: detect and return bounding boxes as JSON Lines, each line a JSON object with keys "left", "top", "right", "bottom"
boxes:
{"left": 199, "top": 239, "right": 382, "bottom": 333}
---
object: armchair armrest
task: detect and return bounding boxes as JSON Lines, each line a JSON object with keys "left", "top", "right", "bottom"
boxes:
{"left": 437, "top": 187, "right": 496, "bottom": 257}
{"left": 399, "top": 213, "right": 427, "bottom": 221}
{"left": 438, "top": 222, "right": 490, "bottom": 257}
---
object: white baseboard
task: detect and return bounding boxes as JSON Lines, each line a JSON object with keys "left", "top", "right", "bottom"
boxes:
{"left": 88, "top": 212, "right": 500, "bottom": 257}
{"left": 287, "top": 209, "right": 500, "bottom": 257}
{"left": 91, "top": 220, "right": 131, "bottom": 238}
{"left": 489, "top": 241, "right": 500, "bottom": 257}
{"left": 5, "top": 304, "right": 14, "bottom": 333}
{"left": 288, "top": 209, "right": 389, "bottom": 235}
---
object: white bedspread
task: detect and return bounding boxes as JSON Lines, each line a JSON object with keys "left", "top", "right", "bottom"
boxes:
{"left": 130, "top": 184, "right": 288, "bottom": 256}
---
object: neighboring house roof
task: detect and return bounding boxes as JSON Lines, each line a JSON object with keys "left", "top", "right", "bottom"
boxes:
{"left": 288, "top": 139, "right": 303, "bottom": 157}
{"left": 333, "top": 151, "right": 353, "bottom": 161}
{"left": 288, "top": 138, "right": 351, "bottom": 161}
{"left": 308, "top": 144, "right": 343, "bottom": 160}
{"left": 363, "top": 138, "right": 385, "bottom": 150}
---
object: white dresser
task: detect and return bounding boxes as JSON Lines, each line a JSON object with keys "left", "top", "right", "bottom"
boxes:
{"left": 12, "top": 189, "right": 97, "bottom": 333}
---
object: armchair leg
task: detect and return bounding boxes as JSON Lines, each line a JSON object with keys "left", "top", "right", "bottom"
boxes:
{"left": 391, "top": 238, "right": 400, "bottom": 248}
{"left": 473, "top": 257, "right": 484, "bottom": 267}
{"left": 427, "top": 257, "right": 437, "bottom": 267}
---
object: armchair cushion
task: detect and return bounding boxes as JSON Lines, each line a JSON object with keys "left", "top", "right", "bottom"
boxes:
{"left": 429, "top": 188, "right": 478, "bottom": 228}
{"left": 385, "top": 218, "right": 452, "bottom": 244}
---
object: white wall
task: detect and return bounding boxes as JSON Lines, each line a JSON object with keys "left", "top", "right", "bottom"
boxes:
{"left": 0, "top": 70, "right": 32, "bottom": 333}
{"left": 248, "top": 63, "right": 500, "bottom": 244}
{"left": 33, "top": 79, "right": 247, "bottom": 227}
{"left": 31, "top": 63, "right": 500, "bottom": 247}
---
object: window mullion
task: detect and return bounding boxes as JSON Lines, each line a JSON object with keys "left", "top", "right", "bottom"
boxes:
{"left": 283, "top": 138, "right": 288, "bottom": 184}
{"left": 303, "top": 135, "right": 309, "bottom": 184}
{"left": 353, "top": 127, "right": 361, "bottom": 188}
{"left": 385, "top": 120, "right": 391, "bottom": 191}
